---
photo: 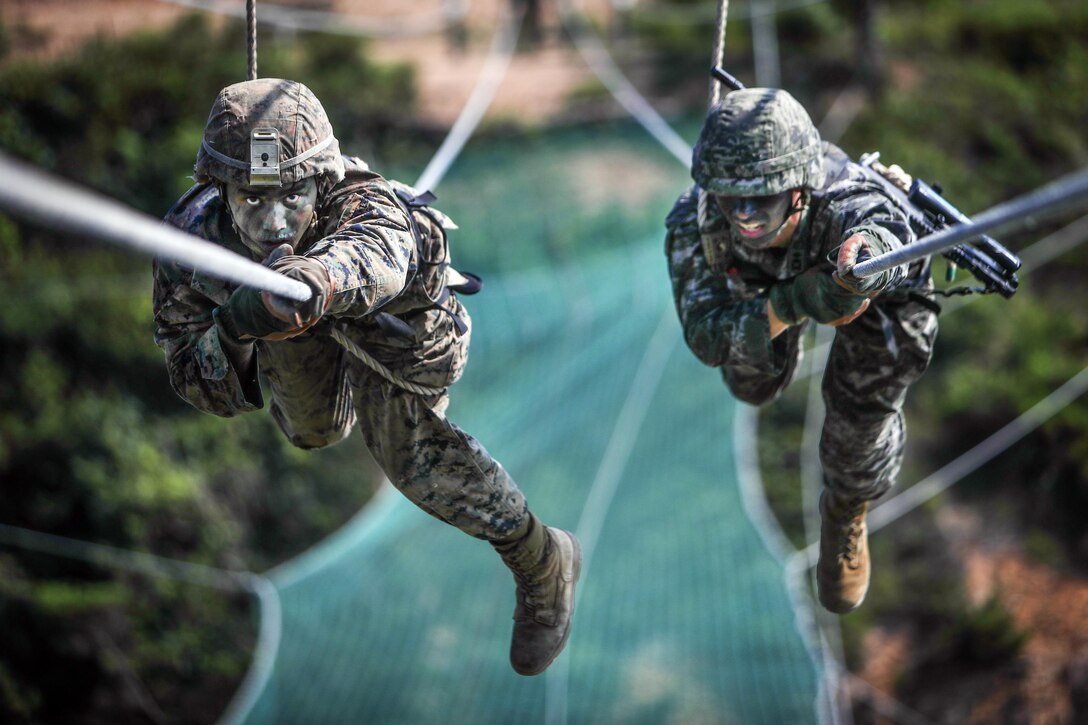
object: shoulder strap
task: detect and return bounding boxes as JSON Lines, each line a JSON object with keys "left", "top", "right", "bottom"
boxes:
{"left": 697, "top": 187, "right": 734, "bottom": 275}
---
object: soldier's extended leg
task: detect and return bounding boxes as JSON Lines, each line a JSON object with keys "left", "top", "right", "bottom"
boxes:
{"left": 259, "top": 331, "right": 355, "bottom": 449}
{"left": 349, "top": 370, "right": 580, "bottom": 676}
{"left": 720, "top": 323, "right": 806, "bottom": 404}
{"left": 817, "top": 296, "right": 938, "bottom": 613}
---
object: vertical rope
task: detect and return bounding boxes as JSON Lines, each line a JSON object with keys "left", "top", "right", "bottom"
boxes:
{"left": 698, "top": 0, "right": 731, "bottom": 281}
{"left": 709, "top": 0, "right": 730, "bottom": 107}
{"left": 247, "top": 0, "right": 258, "bottom": 80}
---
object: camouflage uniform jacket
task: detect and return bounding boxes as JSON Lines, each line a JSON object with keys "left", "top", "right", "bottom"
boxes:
{"left": 153, "top": 157, "right": 467, "bottom": 417}
{"left": 665, "top": 142, "right": 925, "bottom": 373}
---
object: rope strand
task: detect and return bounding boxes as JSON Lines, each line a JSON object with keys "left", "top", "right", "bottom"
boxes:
{"left": 709, "top": 0, "right": 730, "bottom": 107}
{"left": 247, "top": 0, "right": 258, "bottom": 80}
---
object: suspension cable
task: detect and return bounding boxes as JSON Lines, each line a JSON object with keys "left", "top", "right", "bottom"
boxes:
{"left": 246, "top": 0, "right": 257, "bottom": 80}
{"left": 0, "top": 151, "right": 311, "bottom": 301}
{"left": 709, "top": 0, "right": 730, "bottom": 107}
{"left": 794, "top": 364, "right": 1088, "bottom": 567}
{"left": 853, "top": 165, "right": 1088, "bottom": 279}
{"left": 555, "top": 0, "right": 691, "bottom": 165}
{"left": 413, "top": 0, "right": 525, "bottom": 193}
{"left": 160, "top": 0, "right": 471, "bottom": 39}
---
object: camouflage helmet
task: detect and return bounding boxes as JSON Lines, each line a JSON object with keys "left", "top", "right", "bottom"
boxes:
{"left": 692, "top": 88, "right": 825, "bottom": 196}
{"left": 194, "top": 78, "right": 345, "bottom": 188}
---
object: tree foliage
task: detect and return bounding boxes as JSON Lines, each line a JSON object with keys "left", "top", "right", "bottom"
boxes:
{"left": 0, "top": 14, "right": 403, "bottom": 723}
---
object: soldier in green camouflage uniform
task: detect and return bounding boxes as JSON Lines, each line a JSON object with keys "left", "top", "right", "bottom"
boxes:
{"left": 665, "top": 88, "right": 939, "bottom": 613}
{"left": 153, "top": 78, "right": 580, "bottom": 674}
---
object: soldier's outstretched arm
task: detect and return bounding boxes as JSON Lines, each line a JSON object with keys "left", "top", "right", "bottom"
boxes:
{"left": 152, "top": 258, "right": 264, "bottom": 417}
{"left": 303, "top": 176, "right": 418, "bottom": 318}
{"left": 666, "top": 222, "right": 778, "bottom": 371}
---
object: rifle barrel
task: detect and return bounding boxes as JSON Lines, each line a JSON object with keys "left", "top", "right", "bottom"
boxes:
{"left": 853, "top": 166, "right": 1088, "bottom": 279}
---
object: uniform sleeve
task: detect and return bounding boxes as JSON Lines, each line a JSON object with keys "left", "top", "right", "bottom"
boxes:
{"left": 305, "top": 177, "right": 417, "bottom": 317}
{"left": 665, "top": 193, "right": 775, "bottom": 370}
{"left": 152, "top": 259, "right": 263, "bottom": 417}
{"left": 825, "top": 182, "right": 915, "bottom": 290}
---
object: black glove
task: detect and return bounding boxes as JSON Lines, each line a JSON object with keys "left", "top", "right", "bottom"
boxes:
{"left": 215, "top": 247, "right": 332, "bottom": 342}
{"left": 768, "top": 266, "right": 868, "bottom": 326}
{"left": 260, "top": 255, "right": 333, "bottom": 334}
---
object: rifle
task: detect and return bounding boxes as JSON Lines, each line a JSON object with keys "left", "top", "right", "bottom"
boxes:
{"left": 710, "top": 66, "right": 1022, "bottom": 298}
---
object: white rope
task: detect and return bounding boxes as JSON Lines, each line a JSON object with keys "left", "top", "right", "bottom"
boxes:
{"left": 0, "top": 522, "right": 258, "bottom": 591}
{"left": 621, "top": 0, "right": 829, "bottom": 24}
{"left": 794, "top": 364, "right": 1088, "bottom": 566}
{"left": 157, "top": 0, "right": 471, "bottom": 39}
{"left": 868, "top": 364, "right": 1088, "bottom": 532}
{"left": 709, "top": 0, "right": 730, "bottom": 107}
{"left": 329, "top": 326, "right": 445, "bottom": 397}
{"left": 846, "top": 673, "right": 939, "bottom": 725}
{"left": 544, "top": 307, "right": 679, "bottom": 725}
{"left": 413, "top": 1, "right": 526, "bottom": 193}
{"left": 734, "top": 405, "right": 835, "bottom": 725}
{"left": 556, "top": 0, "right": 692, "bottom": 166}
{"left": 0, "top": 151, "right": 312, "bottom": 302}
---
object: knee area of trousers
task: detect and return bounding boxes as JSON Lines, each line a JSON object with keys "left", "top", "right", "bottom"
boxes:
{"left": 288, "top": 425, "right": 352, "bottom": 450}
{"left": 724, "top": 380, "right": 782, "bottom": 406}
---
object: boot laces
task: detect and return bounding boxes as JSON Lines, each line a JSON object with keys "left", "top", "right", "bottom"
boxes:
{"left": 840, "top": 501, "right": 866, "bottom": 569}
{"left": 514, "top": 541, "right": 558, "bottom": 616}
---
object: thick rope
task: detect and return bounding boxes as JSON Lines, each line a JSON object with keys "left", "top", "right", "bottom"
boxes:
{"left": 163, "top": 0, "right": 471, "bottom": 39}
{"left": 247, "top": 0, "right": 258, "bottom": 80}
{"left": 329, "top": 326, "right": 445, "bottom": 397}
{"left": 709, "top": 0, "right": 730, "bottom": 107}
{"left": 0, "top": 151, "right": 311, "bottom": 301}
{"left": 413, "top": 0, "right": 525, "bottom": 192}
{"left": 695, "top": 0, "right": 731, "bottom": 286}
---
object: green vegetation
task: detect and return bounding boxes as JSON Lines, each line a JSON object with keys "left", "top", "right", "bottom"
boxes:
{"left": 0, "top": 15, "right": 402, "bottom": 723}
{"left": 639, "top": 0, "right": 1086, "bottom": 718}
{"left": 1, "top": 0, "right": 1086, "bottom": 722}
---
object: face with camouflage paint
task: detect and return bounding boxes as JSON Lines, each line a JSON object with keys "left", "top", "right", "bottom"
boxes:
{"left": 715, "top": 189, "right": 803, "bottom": 249}
{"left": 224, "top": 178, "right": 319, "bottom": 259}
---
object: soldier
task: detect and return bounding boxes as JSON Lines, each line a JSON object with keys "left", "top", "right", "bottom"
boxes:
{"left": 665, "top": 88, "right": 939, "bottom": 613}
{"left": 153, "top": 78, "right": 580, "bottom": 674}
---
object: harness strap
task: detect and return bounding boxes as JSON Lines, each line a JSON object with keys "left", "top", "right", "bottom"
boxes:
{"left": 697, "top": 187, "right": 731, "bottom": 274}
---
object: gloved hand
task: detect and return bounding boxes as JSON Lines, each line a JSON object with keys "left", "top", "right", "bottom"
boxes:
{"left": 831, "top": 226, "right": 900, "bottom": 293}
{"left": 768, "top": 265, "right": 869, "bottom": 326}
{"left": 833, "top": 233, "right": 885, "bottom": 295}
{"left": 215, "top": 247, "right": 332, "bottom": 342}
{"left": 259, "top": 255, "right": 334, "bottom": 337}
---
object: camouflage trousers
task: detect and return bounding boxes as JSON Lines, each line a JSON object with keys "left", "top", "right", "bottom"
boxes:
{"left": 257, "top": 314, "right": 530, "bottom": 544}
{"left": 723, "top": 294, "right": 939, "bottom": 502}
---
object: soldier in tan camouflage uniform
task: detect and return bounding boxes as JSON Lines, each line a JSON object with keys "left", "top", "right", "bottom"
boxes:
{"left": 665, "top": 88, "right": 939, "bottom": 613}
{"left": 153, "top": 78, "right": 580, "bottom": 674}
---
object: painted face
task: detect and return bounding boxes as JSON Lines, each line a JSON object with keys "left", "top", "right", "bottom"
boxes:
{"left": 715, "top": 190, "right": 797, "bottom": 249}
{"left": 224, "top": 177, "right": 319, "bottom": 258}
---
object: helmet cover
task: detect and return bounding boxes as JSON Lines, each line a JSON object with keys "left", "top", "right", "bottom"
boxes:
{"left": 692, "top": 87, "right": 825, "bottom": 196}
{"left": 194, "top": 78, "right": 345, "bottom": 188}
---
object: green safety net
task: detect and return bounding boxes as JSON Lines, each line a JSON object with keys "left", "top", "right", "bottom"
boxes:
{"left": 230, "top": 122, "right": 824, "bottom": 724}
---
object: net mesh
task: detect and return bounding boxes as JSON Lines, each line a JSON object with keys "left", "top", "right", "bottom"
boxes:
{"left": 234, "top": 120, "right": 823, "bottom": 724}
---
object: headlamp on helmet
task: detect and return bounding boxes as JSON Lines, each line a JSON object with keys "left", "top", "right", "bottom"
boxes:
{"left": 194, "top": 78, "right": 346, "bottom": 189}
{"left": 249, "top": 129, "right": 281, "bottom": 187}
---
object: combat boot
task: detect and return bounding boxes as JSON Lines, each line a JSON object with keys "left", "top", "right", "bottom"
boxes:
{"left": 816, "top": 490, "right": 870, "bottom": 614}
{"left": 494, "top": 515, "right": 582, "bottom": 676}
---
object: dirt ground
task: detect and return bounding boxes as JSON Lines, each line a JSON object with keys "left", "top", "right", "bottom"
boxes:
{"left": 0, "top": 0, "right": 622, "bottom": 125}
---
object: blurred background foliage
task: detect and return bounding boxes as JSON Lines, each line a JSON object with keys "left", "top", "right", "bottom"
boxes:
{"left": 0, "top": 0, "right": 1086, "bottom": 722}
